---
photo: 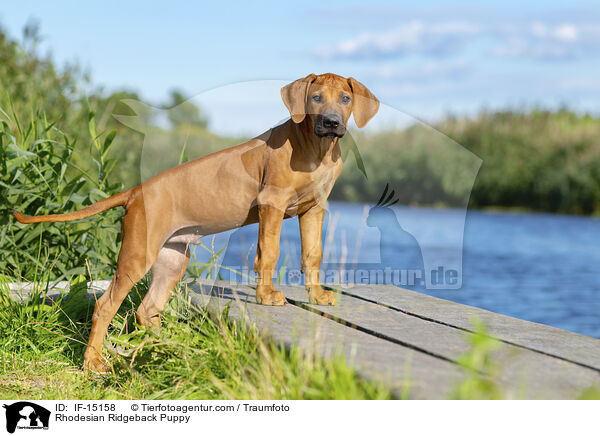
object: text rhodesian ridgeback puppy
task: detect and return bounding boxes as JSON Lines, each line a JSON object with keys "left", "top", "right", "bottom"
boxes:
{"left": 12, "top": 73, "right": 379, "bottom": 372}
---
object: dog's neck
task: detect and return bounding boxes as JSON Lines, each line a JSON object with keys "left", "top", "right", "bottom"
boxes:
{"left": 290, "top": 118, "right": 340, "bottom": 162}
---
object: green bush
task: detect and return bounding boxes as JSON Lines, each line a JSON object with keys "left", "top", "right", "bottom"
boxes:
{"left": 332, "top": 125, "right": 480, "bottom": 207}
{"left": 0, "top": 108, "right": 122, "bottom": 281}
{"left": 441, "top": 109, "right": 600, "bottom": 214}
{"left": 0, "top": 24, "right": 139, "bottom": 281}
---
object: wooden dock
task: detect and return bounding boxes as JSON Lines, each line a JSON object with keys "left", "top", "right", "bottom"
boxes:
{"left": 189, "top": 280, "right": 600, "bottom": 399}
{"left": 10, "top": 279, "right": 600, "bottom": 399}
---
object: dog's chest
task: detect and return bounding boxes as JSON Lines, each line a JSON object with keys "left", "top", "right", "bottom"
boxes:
{"left": 288, "top": 159, "right": 342, "bottom": 213}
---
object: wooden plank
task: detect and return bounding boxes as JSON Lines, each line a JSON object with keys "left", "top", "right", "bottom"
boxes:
{"left": 274, "top": 283, "right": 600, "bottom": 399}
{"left": 332, "top": 283, "right": 600, "bottom": 371}
{"left": 188, "top": 281, "right": 465, "bottom": 399}
{"left": 8, "top": 280, "right": 111, "bottom": 302}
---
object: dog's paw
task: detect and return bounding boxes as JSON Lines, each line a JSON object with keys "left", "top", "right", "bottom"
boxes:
{"left": 256, "top": 287, "right": 287, "bottom": 306}
{"left": 83, "top": 357, "right": 110, "bottom": 374}
{"left": 308, "top": 287, "right": 336, "bottom": 305}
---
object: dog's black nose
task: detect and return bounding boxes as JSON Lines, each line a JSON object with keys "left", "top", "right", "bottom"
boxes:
{"left": 322, "top": 114, "right": 341, "bottom": 129}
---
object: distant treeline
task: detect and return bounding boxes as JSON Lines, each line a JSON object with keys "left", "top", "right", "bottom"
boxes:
{"left": 331, "top": 109, "right": 600, "bottom": 215}
{"left": 105, "top": 105, "right": 600, "bottom": 216}
{"left": 447, "top": 110, "right": 600, "bottom": 214}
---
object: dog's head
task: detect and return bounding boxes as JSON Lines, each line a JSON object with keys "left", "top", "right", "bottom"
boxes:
{"left": 281, "top": 73, "right": 379, "bottom": 138}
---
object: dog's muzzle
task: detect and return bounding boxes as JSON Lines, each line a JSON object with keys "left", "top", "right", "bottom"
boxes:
{"left": 314, "top": 113, "right": 346, "bottom": 138}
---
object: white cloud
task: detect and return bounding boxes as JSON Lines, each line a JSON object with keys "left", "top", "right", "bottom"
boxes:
{"left": 553, "top": 24, "right": 578, "bottom": 42}
{"left": 376, "top": 61, "right": 469, "bottom": 82}
{"left": 530, "top": 22, "right": 578, "bottom": 41}
{"left": 316, "top": 20, "right": 600, "bottom": 62}
{"left": 314, "top": 20, "right": 481, "bottom": 60}
{"left": 559, "top": 77, "right": 600, "bottom": 92}
{"left": 493, "top": 22, "right": 600, "bottom": 59}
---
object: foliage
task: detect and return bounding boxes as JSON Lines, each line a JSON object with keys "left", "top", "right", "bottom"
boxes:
{"left": 332, "top": 124, "right": 479, "bottom": 207}
{"left": 332, "top": 108, "right": 600, "bottom": 214}
{"left": 331, "top": 109, "right": 600, "bottom": 215}
{"left": 0, "top": 105, "right": 123, "bottom": 281}
{"left": 164, "top": 89, "right": 209, "bottom": 129}
{"left": 578, "top": 386, "right": 600, "bottom": 400}
{"left": 450, "top": 318, "right": 504, "bottom": 400}
{"left": 0, "top": 21, "right": 83, "bottom": 135}
{"left": 441, "top": 109, "right": 600, "bottom": 214}
{"left": 0, "top": 23, "right": 140, "bottom": 281}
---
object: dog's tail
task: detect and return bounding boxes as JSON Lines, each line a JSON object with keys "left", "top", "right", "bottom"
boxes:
{"left": 11, "top": 189, "right": 133, "bottom": 224}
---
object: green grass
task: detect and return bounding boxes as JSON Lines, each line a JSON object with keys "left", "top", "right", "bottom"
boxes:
{"left": 0, "top": 272, "right": 391, "bottom": 400}
{"left": 449, "top": 318, "right": 504, "bottom": 400}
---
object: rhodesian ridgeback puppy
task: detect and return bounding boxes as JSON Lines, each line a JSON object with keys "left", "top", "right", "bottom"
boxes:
{"left": 12, "top": 73, "right": 379, "bottom": 372}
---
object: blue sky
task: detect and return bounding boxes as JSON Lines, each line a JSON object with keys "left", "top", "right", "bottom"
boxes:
{"left": 1, "top": 1, "right": 599, "bottom": 135}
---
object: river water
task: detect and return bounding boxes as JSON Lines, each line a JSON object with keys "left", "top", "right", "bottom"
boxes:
{"left": 192, "top": 201, "right": 600, "bottom": 338}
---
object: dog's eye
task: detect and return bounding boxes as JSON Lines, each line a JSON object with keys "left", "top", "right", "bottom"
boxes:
{"left": 312, "top": 94, "right": 322, "bottom": 103}
{"left": 341, "top": 95, "right": 351, "bottom": 104}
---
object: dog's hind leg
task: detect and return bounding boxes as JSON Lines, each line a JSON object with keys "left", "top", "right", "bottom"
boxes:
{"left": 83, "top": 206, "right": 160, "bottom": 373}
{"left": 136, "top": 243, "right": 190, "bottom": 328}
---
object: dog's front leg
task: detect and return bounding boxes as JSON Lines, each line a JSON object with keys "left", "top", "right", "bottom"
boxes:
{"left": 254, "top": 204, "right": 287, "bottom": 305}
{"left": 299, "top": 206, "right": 336, "bottom": 305}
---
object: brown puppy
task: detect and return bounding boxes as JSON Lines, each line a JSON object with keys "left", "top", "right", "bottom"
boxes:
{"left": 12, "top": 73, "right": 379, "bottom": 372}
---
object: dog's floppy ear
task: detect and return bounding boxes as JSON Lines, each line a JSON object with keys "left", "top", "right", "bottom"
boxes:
{"left": 281, "top": 74, "right": 317, "bottom": 123}
{"left": 347, "top": 77, "right": 379, "bottom": 128}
